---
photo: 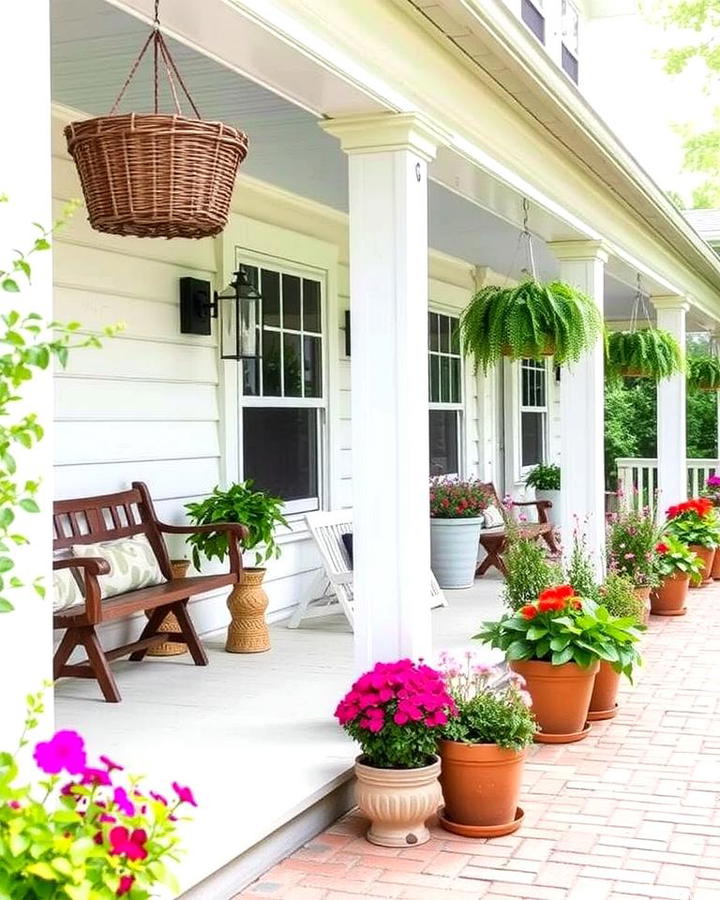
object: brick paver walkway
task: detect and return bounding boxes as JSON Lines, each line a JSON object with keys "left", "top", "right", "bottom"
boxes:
{"left": 240, "top": 592, "right": 720, "bottom": 900}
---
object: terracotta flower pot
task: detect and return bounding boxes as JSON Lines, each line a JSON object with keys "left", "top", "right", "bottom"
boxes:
{"left": 226, "top": 567, "right": 270, "bottom": 653}
{"left": 588, "top": 661, "right": 621, "bottom": 721}
{"left": 509, "top": 659, "right": 599, "bottom": 742}
{"left": 712, "top": 549, "right": 720, "bottom": 580}
{"left": 688, "top": 545, "right": 715, "bottom": 586}
{"left": 651, "top": 573, "right": 689, "bottom": 616}
{"left": 438, "top": 741, "right": 525, "bottom": 837}
{"left": 354, "top": 755, "right": 442, "bottom": 847}
{"left": 632, "top": 585, "right": 652, "bottom": 625}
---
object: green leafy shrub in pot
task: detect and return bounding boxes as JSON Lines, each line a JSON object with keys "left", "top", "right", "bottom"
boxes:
{"left": 501, "top": 536, "right": 562, "bottom": 612}
{"left": 185, "top": 481, "right": 288, "bottom": 569}
{"left": 564, "top": 531, "right": 600, "bottom": 603}
{"left": 606, "top": 329, "right": 684, "bottom": 381}
{"left": 596, "top": 573, "right": 647, "bottom": 622}
{"left": 459, "top": 280, "right": 603, "bottom": 373}
{"left": 525, "top": 463, "right": 560, "bottom": 491}
{"left": 655, "top": 536, "right": 704, "bottom": 583}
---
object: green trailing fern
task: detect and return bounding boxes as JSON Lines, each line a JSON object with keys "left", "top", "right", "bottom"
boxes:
{"left": 606, "top": 329, "right": 684, "bottom": 381}
{"left": 687, "top": 354, "right": 720, "bottom": 391}
{"left": 459, "top": 279, "right": 602, "bottom": 373}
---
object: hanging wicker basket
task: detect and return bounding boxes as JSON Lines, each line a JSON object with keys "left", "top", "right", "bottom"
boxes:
{"left": 65, "top": 6, "right": 247, "bottom": 240}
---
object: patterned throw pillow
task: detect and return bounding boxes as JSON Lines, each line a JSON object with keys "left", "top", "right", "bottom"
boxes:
{"left": 72, "top": 534, "right": 166, "bottom": 600}
{"left": 482, "top": 504, "right": 505, "bottom": 528}
{"left": 53, "top": 567, "right": 84, "bottom": 613}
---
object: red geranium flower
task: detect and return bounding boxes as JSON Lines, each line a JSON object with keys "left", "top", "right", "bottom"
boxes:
{"left": 656, "top": 542, "right": 669, "bottom": 554}
{"left": 519, "top": 604, "right": 538, "bottom": 619}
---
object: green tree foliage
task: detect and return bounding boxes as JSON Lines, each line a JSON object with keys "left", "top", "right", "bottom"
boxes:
{"left": 658, "top": 0, "right": 720, "bottom": 207}
{"left": 604, "top": 376, "right": 717, "bottom": 487}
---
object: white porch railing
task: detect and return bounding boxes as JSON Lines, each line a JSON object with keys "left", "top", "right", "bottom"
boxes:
{"left": 615, "top": 458, "right": 720, "bottom": 517}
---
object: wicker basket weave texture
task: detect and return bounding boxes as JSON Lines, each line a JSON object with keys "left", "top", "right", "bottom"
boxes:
{"left": 65, "top": 113, "right": 248, "bottom": 239}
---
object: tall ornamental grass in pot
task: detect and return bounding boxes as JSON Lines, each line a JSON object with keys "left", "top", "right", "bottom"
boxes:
{"left": 436, "top": 652, "right": 535, "bottom": 837}
{"left": 429, "top": 478, "right": 491, "bottom": 589}
{"left": 651, "top": 538, "right": 703, "bottom": 616}
{"left": 334, "top": 660, "right": 456, "bottom": 847}
{"left": 476, "top": 585, "right": 642, "bottom": 743}
{"left": 663, "top": 498, "right": 720, "bottom": 586}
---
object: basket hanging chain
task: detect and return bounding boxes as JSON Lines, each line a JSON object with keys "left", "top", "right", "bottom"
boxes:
{"left": 109, "top": 0, "right": 201, "bottom": 119}
{"left": 521, "top": 198, "right": 537, "bottom": 281}
{"left": 629, "top": 273, "right": 652, "bottom": 333}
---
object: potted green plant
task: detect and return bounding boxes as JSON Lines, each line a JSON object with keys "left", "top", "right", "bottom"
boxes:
{"left": 606, "top": 506, "right": 661, "bottom": 619}
{"left": 334, "top": 659, "right": 456, "bottom": 847}
{"left": 501, "top": 535, "right": 562, "bottom": 612}
{"left": 459, "top": 280, "right": 603, "bottom": 372}
{"left": 591, "top": 573, "right": 647, "bottom": 720}
{"left": 651, "top": 537, "right": 703, "bottom": 616}
{"left": 606, "top": 329, "right": 684, "bottom": 380}
{"left": 429, "top": 478, "right": 491, "bottom": 589}
{"left": 525, "top": 463, "right": 561, "bottom": 527}
{"left": 687, "top": 355, "right": 720, "bottom": 391}
{"left": 185, "top": 481, "right": 288, "bottom": 653}
{"left": 475, "top": 585, "right": 642, "bottom": 743}
{"left": 663, "top": 498, "right": 720, "bottom": 586}
{"left": 565, "top": 531, "right": 600, "bottom": 604}
{"left": 436, "top": 652, "right": 535, "bottom": 838}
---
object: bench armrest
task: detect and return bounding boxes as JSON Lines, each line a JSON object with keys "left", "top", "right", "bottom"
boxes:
{"left": 156, "top": 521, "right": 248, "bottom": 578}
{"left": 511, "top": 499, "right": 552, "bottom": 524}
{"left": 53, "top": 557, "right": 109, "bottom": 623}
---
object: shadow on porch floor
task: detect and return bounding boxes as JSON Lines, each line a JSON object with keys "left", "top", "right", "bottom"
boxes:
{"left": 54, "top": 575, "right": 505, "bottom": 895}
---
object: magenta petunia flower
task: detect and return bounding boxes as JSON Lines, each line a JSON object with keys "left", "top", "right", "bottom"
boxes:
{"left": 113, "top": 786, "right": 135, "bottom": 817}
{"left": 33, "top": 730, "right": 86, "bottom": 776}
{"left": 100, "top": 754, "right": 124, "bottom": 772}
{"left": 116, "top": 874, "right": 135, "bottom": 897}
{"left": 81, "top": 767, "right": 111, "bottom": 786}
{"left": 109, "top": 826, "right": 148, "bottom": 861}
{"left": 172, "top": 782, "right": 197, "bottom": 807}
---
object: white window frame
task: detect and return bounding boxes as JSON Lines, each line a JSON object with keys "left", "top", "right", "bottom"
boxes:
{"left": 428, "top": 309, "right": 464, "bottom": 478}
{"left": 518, "top": 358, "right": 549, "bottom": 477}
{"left": 235, "top": 248, "right": 329, "bottom": 518}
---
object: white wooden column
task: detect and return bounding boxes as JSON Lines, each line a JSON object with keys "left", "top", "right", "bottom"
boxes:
{"left": 321, "top": 114, "right": 445, "bottom": 671}
{"left": 0, "top": 0, "right": 54, "bottom": 744}
{"left": 652, "top": 296, "right": 688, "bottom": 509}
{"left": 548, "top": 241, "right": 608, "bottom": 579}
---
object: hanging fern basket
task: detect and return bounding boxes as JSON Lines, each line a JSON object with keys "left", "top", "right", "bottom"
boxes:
{"left": 687, "top": 355, "right": 720, "bottom": 391}
{"left": 65, "top": 8, "right": 248, "bottom": 239}
{"left": 459, "top": 279, "right": 603, "bottom": 372}
{"left": 606, "top": 329, "right": 684, "bottom": 381}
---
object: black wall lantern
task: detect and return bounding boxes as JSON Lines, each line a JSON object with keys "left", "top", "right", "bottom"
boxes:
{"left": 180, "top": 266, "right": 261, "bottom": 360}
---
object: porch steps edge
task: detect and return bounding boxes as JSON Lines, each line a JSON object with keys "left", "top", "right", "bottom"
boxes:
{"left": 180, "top": 768, "right": 356, "bottom": 899}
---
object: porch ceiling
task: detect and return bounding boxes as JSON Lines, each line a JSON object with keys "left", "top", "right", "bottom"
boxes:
{"left": 52, "top": 0, "right": 705, "bottom": 326}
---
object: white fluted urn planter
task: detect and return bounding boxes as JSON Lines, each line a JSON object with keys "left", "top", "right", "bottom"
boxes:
{"left": 430, "top": 517, "right": 483, "bottom": 589}
{"left": 354, "top": 755, "right": 442, "bottom": 847}
{"left": 535, "top": 489, "right": 561, "bottom": 527}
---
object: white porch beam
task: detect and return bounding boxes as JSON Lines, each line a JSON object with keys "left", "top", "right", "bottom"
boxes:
{"left": 549, "top": 240, "right": 608, "bottom": 578}
{"left": 0, "top": 0, "right": 53, "bottom": 744}
{"left": 321, "top": 113, "right": 446, "bottom": 671}
{"left": 652, "top": 296, "right": 689, "bottom": 511}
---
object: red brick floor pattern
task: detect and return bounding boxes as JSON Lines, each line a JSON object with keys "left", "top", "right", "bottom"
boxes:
{"left": 239, "top": 591, "right": 720, "bottom": 900}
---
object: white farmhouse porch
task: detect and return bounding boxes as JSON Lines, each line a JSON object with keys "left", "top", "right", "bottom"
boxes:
{"left": 3, "top": 0, "right": 720, "bottom": 897}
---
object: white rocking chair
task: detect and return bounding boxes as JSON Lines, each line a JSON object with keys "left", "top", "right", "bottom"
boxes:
{"left": 287, "top": 509, "right": 447, "bottom": 629}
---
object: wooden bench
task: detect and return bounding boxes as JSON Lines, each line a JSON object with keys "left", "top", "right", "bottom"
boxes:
{"left": 53, "top": 482, "right": 247, "bottom": 703}
{"left": 476, "top": 482, "right": 559, "bottom": 578}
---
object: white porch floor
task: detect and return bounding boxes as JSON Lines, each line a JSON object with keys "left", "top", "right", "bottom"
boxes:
{"left": 54, "top": 576, "right": 505, "bottom": 896}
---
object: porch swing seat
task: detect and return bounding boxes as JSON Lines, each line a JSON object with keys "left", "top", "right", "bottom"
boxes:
{"left": 288, "top": 509, "right": 446, "bottom": 629}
